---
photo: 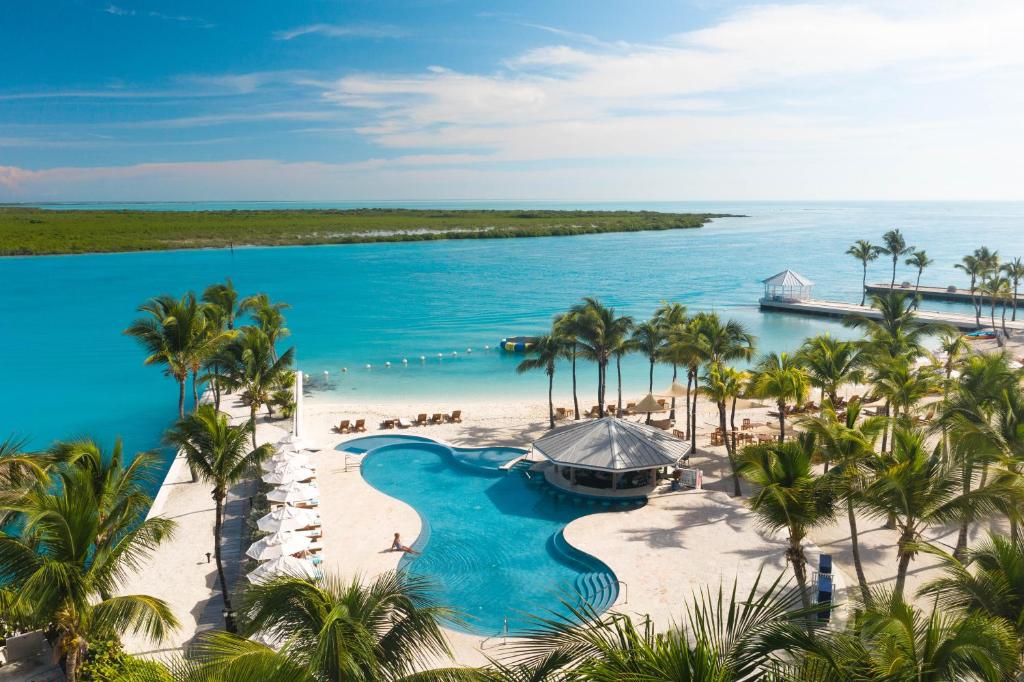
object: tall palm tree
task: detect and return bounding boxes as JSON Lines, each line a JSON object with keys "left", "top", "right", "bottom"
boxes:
{"left": 737, "top": 436, "right": 836, "bottom": 610}
{"left": 570, "top": 298, "right": 632, "bottom": 417}
{"left": 125, "top": 293, "right": 208, "bottom": 418}
{"left": 956, "top": 252, "right": 986, "bottom": 326}
{"left": 750, "top": 351, "right": 808, "bottom": 442}
{"left": 846, "top": 291, "right": 948, "bottom": 360}
{"left": 878, "top": 228, "right": 913, "bottom": 289}
{"left": 0, "top": 450, "right": 177, "bottom": 682}
{"left": 796, "top": 334, "right": 863, "bottom": 407}
{"left": 801, "top": 399, "right": 885, "bottom": 600}
{"left": 702, "top": 362, "right": 746, "bottom": 496}
{"left": 905, "top": 248, "right": 933, "bottom": 303}
{"left": 630, "top": 320, "right": 664, "bottom": 424}
{"left": 652, "top": 302, "right": 687, "bottom": 421}
{"left": 203, "top": 279, "right": 240, "bottom": 330}
{"left": 516, "top": 335, "right": 562, "bottom": 429}
{"left": 689, "top": 313, "right": 756, "bottom": 452}
{"left": 0, "top": 437, "right": 51, "bottom": 523}
{"left": 211, "top": 327, "right": 296, "bottom": 446}
{"left": 181, "top": 572, "right": 459, "bottom": 681}
{"left": 553, "top": 312, "right": 580, "bottom": 420}
{"left": 611, "top": 321, "right": 635, "bottom": 416}
{"left": 860, "top": 428, "right": 1011, "bottom": 599}
{"left": 165, "top": 406, "right": 273, "bottom": 632}
{"left": 846, "top": 239, "right": 881, "bottom": 305}
{"left": 1000, "top": 256, "right": 1024, "bottom": 322}
{"left": 918, "top": 532, "right": 1024, "bottom": 643}
{"left": 239, "top": 293, "right": 291, "bottom": 357}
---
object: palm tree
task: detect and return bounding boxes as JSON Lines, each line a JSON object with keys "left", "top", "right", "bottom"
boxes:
{"left": 203, "top": 279, "right": 240, "bottom": 330}
{"left": 516, "top": 335, "right": 562, "bottom": 429}
{"left": 845, "top": 291, "right": 947, "bottom": 359}
{"left": 702, "top": 362, "right": 746, "bottom": 496}
{"left": 689, "top": 313, "right": 756, "bottom": 453}
{"left": 737, "top": 436, "right": 836, "bottom": 610}
{"left": 905, "top": 248, "right": 933, "bottom": 303}
{"left": 0, "top": 448, "right": 177, "bottom": 682}
{"left": 125, "top": 293, "right": 208, "bottom": 418}
{"left": 846, "top": 239, "right": 881, "bottom": 305}
{"left": 553, "top": 312, "right": 580, "bottom": 420}
{"left": 630, "top": 320, "right": 664, "bottom": 424}
{"left": 878, "top": 228, "right": 913, "bottom": 289}
{"left": 796, "top": 334, "right": 863, "bottom": 407}
{"left": 860, "top": 428, "right": 1010, "bottom": 599}
{"left": 239, "top": 293, "right": 290, "bottom": 357}
{"left": 652, "top": 302, "right": 687, "bottom": 421}
{"left": 796, "top": 589, "right": 1019, "bottom": 681}
{"left": 956, "top": 252, "right": 986, "bottom": 326}
{"left": 165, "top": 406, "right": 273, "bottom": 633}
{"left": 750, "top": 351, "right": 808, "bottom": 442}
{"left": 1000, "top": 256, "right": 1024, "bottom": 322}
{"left": 212, "top": 327, "right": 296, "bottom": 446}
{"left": 0, "top": 437, "right": 50, "bottom": 523}
{"left": 979, "top": 276, "right": 1010, "bottom": 334}
{"left": 570, "top": 298, "right": 632, "bottom": 417}
{"left": 181, "top": 572, "right": 459, "bottom": 681}
{"left": 919, "top": 532, "right": 1024, "bottom": 642}
{"left": 801, "top": 399, "right": 885, "bottom": 601}
{"left": 611, "top": 320, "right": 635, "bottom": 416}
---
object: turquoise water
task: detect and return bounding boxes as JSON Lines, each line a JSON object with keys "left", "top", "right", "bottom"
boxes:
{"left": 354, "top": 436, "right": 618, "bottom": 634}
{"left": 3, "top": 202, "right": 1024, "bottom": 488}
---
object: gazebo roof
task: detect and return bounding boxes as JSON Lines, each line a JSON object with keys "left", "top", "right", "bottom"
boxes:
{"left": 533, "top": 417, "right": 690, "bottom": 472}
{"left": 762, "top": 269, "right": 814, "bottom": 287}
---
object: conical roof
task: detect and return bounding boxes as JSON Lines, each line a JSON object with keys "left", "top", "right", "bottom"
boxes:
{"left": 533, "top": 417, "right": 689, "bottom": 471}
{"left": 762, "top": 269, "right": 814, "bottom": 286}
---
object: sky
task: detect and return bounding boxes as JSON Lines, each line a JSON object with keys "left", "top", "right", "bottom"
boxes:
{"left": 2, "top": 0, "right": 1023, "bottom": 202}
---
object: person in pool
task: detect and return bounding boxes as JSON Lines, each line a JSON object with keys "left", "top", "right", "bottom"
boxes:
{"left": 391, "top": 532, "right": 419, "bottom": 555}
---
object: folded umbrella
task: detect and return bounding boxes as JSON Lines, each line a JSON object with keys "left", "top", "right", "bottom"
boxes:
{"left": 257, "top": 505, "right": 319, "bottom": 533}
{"left": 265, "top": 481, "right": 318, "bottom": 504}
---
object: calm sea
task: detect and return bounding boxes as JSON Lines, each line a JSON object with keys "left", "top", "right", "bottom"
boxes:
{"left": 3, "top": 201, "right": 1023, "bottom": 484}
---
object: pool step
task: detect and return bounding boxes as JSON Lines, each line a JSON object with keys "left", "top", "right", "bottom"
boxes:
{"left": 548, "top": 531, "right": 619, "bottom": 613}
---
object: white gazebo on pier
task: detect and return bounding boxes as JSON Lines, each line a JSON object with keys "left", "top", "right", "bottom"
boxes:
{"left": 532, "top": 417, "right": 690, "bottom": 498}
{"left": 761, "top": 270, "right": 814, "bottom": 302}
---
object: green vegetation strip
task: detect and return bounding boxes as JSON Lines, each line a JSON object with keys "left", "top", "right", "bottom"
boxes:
{"left": 0, "top": 207, "right": 739, "bottom": 256}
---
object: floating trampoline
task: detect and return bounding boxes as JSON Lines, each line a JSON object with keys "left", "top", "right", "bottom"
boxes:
{"left": 501, "top": 336, "right": 539, "bottom": 352}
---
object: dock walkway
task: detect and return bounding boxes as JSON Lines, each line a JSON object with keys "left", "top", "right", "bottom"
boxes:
{"left": 759, "top": 297, "right": 1024, "bottom": 333}
{"left": 865, "top": 282, "right": 1024, "bottom": 305}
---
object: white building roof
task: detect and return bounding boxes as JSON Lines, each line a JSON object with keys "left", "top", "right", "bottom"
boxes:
{"left": 533, "top": 417, "right": 690, "bottom": 471}
{"left": 762, "top": 269, "right": 814, "bottom": 287}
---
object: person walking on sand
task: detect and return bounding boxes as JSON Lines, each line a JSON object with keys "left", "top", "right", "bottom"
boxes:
{"left": 391, "top": 532, "right": 419, "bottom": 555}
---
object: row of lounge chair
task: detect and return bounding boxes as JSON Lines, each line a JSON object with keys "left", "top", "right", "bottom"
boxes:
{"left": 380, "top": 411, "right": 462, "bottom": 429}
{"left": 333, "top": 419, "right": 368, "bottom": 434}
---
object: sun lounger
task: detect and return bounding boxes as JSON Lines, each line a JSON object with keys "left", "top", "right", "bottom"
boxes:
{"left": 588, "top": 405, "right": 600, "bottom": 417}
{"left": 672, "top": 428, "right": 687, "bottom": 440}
{"left": 656, "top": 398, "right": 667, "bottom": 408}
{"left": 352, "top": 419, "right": 366, "bottom": 432}
{"left": 447, "top": 409, "right": 462, "bottom": 423}
{"left": 431, "top": 413, "right": 445, "bottom": 425}
{"left": 335, "top": 419, "right": 351, "bottom": 434}
{"left": 415, "top": 413, "right": 428, "bottom": 426}
{"left": 380, "top": 419, "right": 396, "bottom": 430}
{"left": 555, "top": 407, "right": 568, "bottom": 419}
{"left": 741, "top": 418, "right": 752, "bottom": 430}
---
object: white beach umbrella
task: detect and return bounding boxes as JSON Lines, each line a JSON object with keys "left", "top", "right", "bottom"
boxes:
{"left": 246, "top": 555, "right": 318, "bottom": 584}
{"left": 261, "top": 452, "right": 311, "bottom": 473}
{"left": 265, "top": 481, "right": 318, "bottom": 504}
{"left": 257, "top": 505, "right": 319, "bottom": 533}
{"left": 245, "top": 530, "right": 311, "bottom": 561}
{"left": 262, "top": 462, "right": 316, "bottom": 485}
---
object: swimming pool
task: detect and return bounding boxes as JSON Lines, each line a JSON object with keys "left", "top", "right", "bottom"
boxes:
{"left": 352, "top": 435, "right": 619, "bottom": 636}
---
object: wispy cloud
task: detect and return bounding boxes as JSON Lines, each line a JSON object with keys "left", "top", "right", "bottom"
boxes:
{"left": 130, "top": 110, "right": 337, "bottom": 129}
{"left": 273, "top": 23, "right": 405, "bottom": 41}
{"left": 103, "top": 4, "right": 213, "bottom": 28}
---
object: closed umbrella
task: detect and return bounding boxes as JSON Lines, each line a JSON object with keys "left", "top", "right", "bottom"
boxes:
{"left": 262, "top": 462, "right": 316, "bottom": 485}
{"left": 246, "top": 530, "right": 310, "bottom": 561}
{"left": 246, "top": 555, "right": 318, "bottom": 584}
{"left": 635, "top": 393, "right": 667, "bottom": 413}
{"left": 266, "top": 481, "right": 318, "bottom": 504}
{"left": 257, "top": 505, "right": 319, "bottom": 533}
{"left": 261, "top": 452, "right": 311, "bottom": 473}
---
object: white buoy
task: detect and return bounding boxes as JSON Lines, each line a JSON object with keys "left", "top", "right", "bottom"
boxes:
{"left": 402, "top": 358, "right": 408, "bottom": 364}
{"left": 342, "top": 367, "right": 347, "bottom": 373}
{"left": 385, "top": 361, "right": 391, "bottom": 367}
{"left": 420, "top": 356, "right": 426, "bottom": 362}
{"left": 467, "top": 348, "right": 472, "bottom": 353}
{"left": 437, "top": 353, "right": 442, "bottom": 358}
{"left": 324, "top": 370, "right": 329, "bottom": 377}
{"left": 484, "top": 345, "right": 490, "bottom": 351}
{"left": 451, "top": 351, "right": 458, "bottom": 357}
{"left": 365, "top": 364, "right": 371, "bottom": 370}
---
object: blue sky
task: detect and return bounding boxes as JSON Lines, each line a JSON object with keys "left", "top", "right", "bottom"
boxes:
{"left": 2, "top": 1, "right": 1023, "bottom": 201}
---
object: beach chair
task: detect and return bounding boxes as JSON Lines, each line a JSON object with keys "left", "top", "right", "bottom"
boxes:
{"left": 380, "top": 419, "right": 396, "bottom": 430}
{"left": 415, "top": 413, "right": 429, "bottom": 426}
{"left": 607, "top": 404, "right": 616, "bottom": 415}
{"left": 431, "top": 413, "right": 445, "bottom": 425}
{"left": 657, "top": 398, "right": 667, "bottom": 408}
{"left": 352, "top": 418, "right": 366, "bottom": 432}
{"left": 741, "top": 418, "right": 752, "bottom": 430}
{"left": 672, "top": 428, "right": 687, "bottom": 440}
{"left": 335, "top": 419, "right": 351, "bottom": 434}
{"left": 555, "top": 407, "right": 568, "bottom": 420}
{"left": 588, "top": 405, "right": 600, "bottom": 418}
{"left": 625, "top": 402, "right": 637, "bottom": 415}
{"left": 447, "top": 410, "right": 462, "bottom": 423}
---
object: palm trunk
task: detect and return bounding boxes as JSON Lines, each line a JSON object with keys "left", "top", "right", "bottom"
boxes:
{"left": 861, "top": 263, "right": 868, "bottom": 305}
{"left": 597, "top": 361, "right": 605, "bottom": 417}
{"left": 847, "top": 496, "right": 870, "bottom": 601}
{"left": 63, "top": 636, "right": 87, "bottom": 682}
{"left": 720, "top": 401, "right": 740, "bottom": 496}
{"left": 690, "top": 376, "right": 698, "bottom": 455}
{"left": 571, "top": 344, "right": 580, "bottom": 419}
{"left": 1013, "top": 283, "right": 1019, "bottom": 322}
{"left": 1000, "top": 301, "right": 1008, "bottom": 342}
{"left": 547, "top": 372, "right": 555, "bottom": 429}
{"left": 685, "top": 369, "right": 693, "bottom": 437}
{"left": 990, "top": 298, "right": 997, "bottom": 331}
{"left": 616, "top": 355, "right": 623, "bottom": 416}
{"left": 730, "top": 396, "right": 738, "bottom": 455}
{"left": 880, "top": 401, "right": 891, "bottom": 454}
{"left": 788, "top": 538, "right": 811, "bottom": 611}
{"left": 893, "top": 526, "right": 915, "bottom": 600}
{"left": 890, "top": 258, "right": 897, "bottom": 288}
{"left": 955, "top": 457, "right": 974, "bottom": 560}
{"left": 177, "top": 377, "right": 186, "bottom": 419}
{"left": 669, "top": 364, "right": 678, "bottom": 421}
{"left": 214, "top": 495, "right": 237, "bottom": 633}
{"left": 777, "top": 400, "right": 787, "bottom": 442}
{"left": 646, "top": 358, "right": 655, "bottom": 424}
{"left": 250, "top": 404, "right": 258, "bottom": 448}
{"left": 192, "top": 369, "right": 200, "bottom": 409}
{"left": 212, "top": 364, "right": 222, "bottom": 411}
{"left": 914, "top": 270, "right": 922, "bottom": 308}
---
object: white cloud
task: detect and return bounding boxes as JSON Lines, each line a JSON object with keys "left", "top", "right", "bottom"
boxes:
{"left": 274, "top": 23, "right": 405, "bottom": 41}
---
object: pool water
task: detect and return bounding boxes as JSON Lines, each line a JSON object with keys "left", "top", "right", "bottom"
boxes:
{"left": 357, "top": 436, "right": 619, "bottom": 635}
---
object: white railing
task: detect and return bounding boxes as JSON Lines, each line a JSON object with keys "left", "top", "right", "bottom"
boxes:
{"left": 479, "top": 617, "right": 509, "bottom": 649}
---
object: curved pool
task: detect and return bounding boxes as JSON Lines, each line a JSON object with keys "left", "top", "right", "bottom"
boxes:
{"left": 356, "top": 436, "right": 619, "bottom": 635}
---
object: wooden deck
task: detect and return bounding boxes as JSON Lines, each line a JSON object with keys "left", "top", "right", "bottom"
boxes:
{"left": 865, "top": 282, "right": 1024, "bottom": 304}
{"left": 759, "top": 297, "right": 1024, "bottom": 332}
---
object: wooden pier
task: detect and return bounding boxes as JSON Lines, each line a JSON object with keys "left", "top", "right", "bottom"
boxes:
{"left": 759, "top": 297, "right": 1024, "bottom": 333}
{"left": 865, "top": 282, "right": 1024, "bottom": 305}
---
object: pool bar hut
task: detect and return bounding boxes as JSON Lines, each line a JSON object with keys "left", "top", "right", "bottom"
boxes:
{"left": 532, "top": 417, "right": 691, "bottom": 498}
{"left": 761, "top": 269, "right": 814, "bottom": 303}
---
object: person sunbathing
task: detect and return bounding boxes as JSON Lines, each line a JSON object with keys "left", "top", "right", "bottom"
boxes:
{"left": 391, "top": 532, "right": 419, "bottom": 555}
